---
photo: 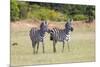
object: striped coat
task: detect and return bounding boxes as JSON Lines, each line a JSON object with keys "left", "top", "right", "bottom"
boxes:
{"left": 50, "top": 28, "right": 71, "bottom": 41}
{"left": 29, "top": 21, "right": 48, "bottom": 54}
{"left": 49, "top": 20, "right": 73, "bottom": 53}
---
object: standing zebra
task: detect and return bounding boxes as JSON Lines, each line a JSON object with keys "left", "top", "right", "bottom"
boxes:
{"left": 49, "top": 19, "right": 73, "bottom": 53}
{"left": 29, "top": 21, "right": 48, "bottom": 54}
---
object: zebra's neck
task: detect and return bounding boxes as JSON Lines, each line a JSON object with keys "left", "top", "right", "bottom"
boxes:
{"left": 39, "top": 29, "right": 45, "bottom": 37}
{"left": 64, "top": 28, "right": 70, "bottom": 35}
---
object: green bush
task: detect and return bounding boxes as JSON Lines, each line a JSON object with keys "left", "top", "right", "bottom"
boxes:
{"left": 27, "top": 5, "right": 67, "bottom": 21}
{"left": 18, "top": 2, "right": 29, "bottom": 19}
{"left": 11, "top": 1, "right": 94, "bottom": 22}
{"left": 85, "top": 6, "right": 95, "bottom": 22}
{"left": 11, "top": 0, "right": 19, "bottom": 21}
{"left": 73, "top": 14, "right": 88, "bottom": 21}
{"left": 48, "top": 10, "right": 67, "bottom": 21}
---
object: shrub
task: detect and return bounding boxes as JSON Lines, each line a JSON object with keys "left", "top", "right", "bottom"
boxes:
{"left": 73, "top": 14, "right": 88, "bottom": 21}
{"left": 18, "top": 2, "right": 29, "bottom": 19}
{"left": 11, "top": 0, "right": 19, "bottom": 21}
{"left": 27, "top": 6, "right": 67, "bottom": 21}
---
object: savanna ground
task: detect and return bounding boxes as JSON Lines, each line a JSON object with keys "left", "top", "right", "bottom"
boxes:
{"left": 11, "top": 20, "right": 95, "bottom": 66}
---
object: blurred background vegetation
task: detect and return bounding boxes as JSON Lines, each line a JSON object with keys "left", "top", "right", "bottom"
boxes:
{"left": 11, "top": 0, "right": 95, "bottom": 23}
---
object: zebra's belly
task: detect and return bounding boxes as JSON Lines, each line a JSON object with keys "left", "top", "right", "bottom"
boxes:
{"left": 55, "top": 38, "right": 65, "bottom": 42}
{"left": 37, "top": 38, "right": 43, "bottom": 42}
{"left": 54, "top": 35, "right": 70, "bottom": 42}
{"left": 58, "top": 40, "right": 65, "bottom": 42}
{"left": 31, "top": 37, "right": 44, "bottom": 42}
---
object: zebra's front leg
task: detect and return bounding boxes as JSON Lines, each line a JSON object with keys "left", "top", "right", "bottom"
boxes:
{"left": 33, "top": 47, "right": 35, "bottom": 54}
{"left": 42, "top": 42, "right": 45, "bottom": 53}
{"left": 62, "top": 41, "right": 65, "bottom": 53}
{"left": 67, "top": 41, "right": 70, "bottom": 52}
{"left": 53, "top": 41, "right": 56, "bottom": 53}
{"left": 36, "top": 42, "right": 39, "bottom": 54}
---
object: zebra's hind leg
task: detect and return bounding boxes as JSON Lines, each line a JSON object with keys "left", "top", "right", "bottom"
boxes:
{"left": 62, "top": 41, "right": 65, "bottom": 53}
{"left": 33, "top": 47, "right": 35, "bottom": 54}
{"left": 36, "top": 42, "right": 39, "bottom": 54}
{"left": 32, "top": 42, "right": 36, "bottom": 54}
{"left": 53, "top": 41, "right": 57, "bottom": 53}
{"left": 42, "top": 42, "right": 45, "bottom": 53}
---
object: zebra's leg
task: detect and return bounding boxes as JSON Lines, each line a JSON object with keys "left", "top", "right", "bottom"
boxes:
{"left": 62, "top": 41, "right": 65, "bottom": 53}
{"left": 36, "top": 42, "right": 39, "bottom": 54}
{"left": 32, "top": 41, "right": 37, "bottom": 54}
{"left": 67, "top": 41, "right": 70, "bottom": 52}
{"left": 33, "top": 47, "right": 35, "bottom": 54}
{"left": 42, "top": 42, "right": 45, "bottom": 53}
{"left": 53, "top": 41, "right": 57, "bottom": 53}
{"left": 32, "top": 43, "right": 35, "bottom": 54}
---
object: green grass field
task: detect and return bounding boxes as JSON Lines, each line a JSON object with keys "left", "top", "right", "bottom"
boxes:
{"left": 11, "top": 21, "right": 95, "bottom": 66}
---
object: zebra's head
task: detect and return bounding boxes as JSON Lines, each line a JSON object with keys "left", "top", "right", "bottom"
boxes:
{"left": 40, "top": 20, "right": 48, "bottom": 33}
{"left": 65, "top": 19, "right": 74, "bottom": 32}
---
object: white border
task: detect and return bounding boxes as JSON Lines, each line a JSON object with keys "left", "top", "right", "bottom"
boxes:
{"left": 0, "top": 0, "right": 98, "bottom": 67}
{"left": 0, "top": 0, "right": 10, "bottom": 67}
{"left": 20, "top": 0, "right": 96, "bottom": 5}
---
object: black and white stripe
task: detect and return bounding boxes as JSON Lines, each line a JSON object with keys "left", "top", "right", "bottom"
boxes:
{"left": 29, "top": 21, "right": 48, "bottom": 54}
{"left": 49, "top": 19, "right": 73, "bottom": 53}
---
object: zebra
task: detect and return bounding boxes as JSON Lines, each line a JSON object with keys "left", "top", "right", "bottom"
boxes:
{"left": 29, "top": 20, "right": 48, "bottom": 54}
{"left": 48, "top": 19, "right": 74, "bottom": 53}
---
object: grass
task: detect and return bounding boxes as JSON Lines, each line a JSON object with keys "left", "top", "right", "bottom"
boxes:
{"left": 11, "top": 21, "right": 95, "bottom": 66}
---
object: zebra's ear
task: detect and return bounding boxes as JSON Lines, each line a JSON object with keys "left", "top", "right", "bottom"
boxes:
{"left": 40, "top": 22, "right": 44, "bottom": 28}
{"left": 44, "top": 21, "right": 48, "bottom": 25}
{"left": 67, "top": 19, "right": 70, "bottom": 23}
{"left": 70, "top": 19, "right": 73, "bottom": 23}
{"left": 67, "top": 18, "right": 73, "bottom": 23}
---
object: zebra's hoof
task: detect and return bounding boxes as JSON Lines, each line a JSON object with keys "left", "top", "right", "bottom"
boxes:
{"left": 43, "top": 51, "right": 45, "bottom": 53}
{"left": 33, "top": 52, "right": 36, "bottom": 54}
{"left": 53, "top": 51, "right": 56, "bottom": 53}
{"left": 36, "top": 52, "right": 38, "bottom": 54}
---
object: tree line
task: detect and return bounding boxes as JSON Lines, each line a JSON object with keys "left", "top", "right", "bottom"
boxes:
{"left": 11, "top": 0, "right": 95, "bottom": 23}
